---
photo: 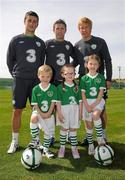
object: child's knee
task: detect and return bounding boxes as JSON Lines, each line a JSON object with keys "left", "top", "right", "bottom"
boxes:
{"left": 30, "top": 115, "right": 38, "bottom": 123}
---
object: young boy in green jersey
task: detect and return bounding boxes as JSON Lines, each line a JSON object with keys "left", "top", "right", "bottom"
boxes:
{"left": 56, "top": 64, "right": 82, "bottom": 159}
{"left": 28, "top": 65, "right": 57, "bottom": 158}
{"left": 80, "top": 54, "right": 106, "bottom": 155}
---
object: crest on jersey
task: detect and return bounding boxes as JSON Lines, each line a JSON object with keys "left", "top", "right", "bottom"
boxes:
{"left": 65, "top": 45, "right": 70, "bottom": 50}
{"left": 36, "top": 41, "right": 41, "bottom": 47}
{"left": 47, "top": 91, "right": 53, "bottom": 97}
{"left": 73, "top": 85, "right": 78, "bottom": 93}
{"left": 91, "top": 44, "right": 97, "bottom": 49}
{"left": 96, "top": 77, "right": 101, "bottom": 84}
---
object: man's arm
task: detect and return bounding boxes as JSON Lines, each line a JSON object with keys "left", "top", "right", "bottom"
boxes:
{"left": 6, "top": 39, "right": 16, "bottom": 76}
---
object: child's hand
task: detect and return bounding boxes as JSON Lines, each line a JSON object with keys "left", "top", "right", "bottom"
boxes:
{"left": 86, "top": 104, "right": 92, "bottom": 113}
{"left": 90, "top": 103, "right": 95, "bottom": 110}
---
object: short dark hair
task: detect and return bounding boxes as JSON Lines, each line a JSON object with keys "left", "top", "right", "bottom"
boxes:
{"left": 53, "top": 19, "right": 67, "bottom": 29}
{"left": 24, "top": 11, "right": 39, "bottom": 21}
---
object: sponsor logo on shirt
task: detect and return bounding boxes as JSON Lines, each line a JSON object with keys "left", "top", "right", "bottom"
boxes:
{"left": 19, "top": 41, "right": 24, "bottom": 44}
{"left": 50, "top": 45, "right": 55, "bottom": 48}
{"left": 37, "top": 93, "right": 41, "bottom": 97}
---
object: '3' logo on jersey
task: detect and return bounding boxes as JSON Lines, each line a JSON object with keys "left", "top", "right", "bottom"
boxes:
{"left": 56, "top": 53, "right": 66, "bottom": 66}
{"left": 26, "top": 49, "right": 36, "bottom": 63}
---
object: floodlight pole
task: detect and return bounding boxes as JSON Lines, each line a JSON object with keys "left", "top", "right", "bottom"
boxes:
{"left": 118, "top": 66, "right": 121, "bottom": 89}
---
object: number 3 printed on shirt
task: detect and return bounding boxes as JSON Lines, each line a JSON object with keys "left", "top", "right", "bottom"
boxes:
{"left": 26, "top": 49, "right": 36, "bottom": 63}
{"left": 56, "top": 53, "right": 66, "bottom": 66}
{"left": 90, "top": 87, "right": 97, "bottom": 96}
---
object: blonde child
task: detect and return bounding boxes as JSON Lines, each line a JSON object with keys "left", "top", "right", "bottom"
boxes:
{"left": 28, "top": 65, "right": 57, "bottom": 158}
{"left": 80, "top": 54, "right": 106, "bottom": 155}
{"left": 57, "top": 64, "right": 82, "bottom": 159}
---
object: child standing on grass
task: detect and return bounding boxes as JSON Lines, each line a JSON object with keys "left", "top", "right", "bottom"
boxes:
{"left": 28, "top": 65, "right": 57, "bottom": 158}
{"left": 80, "top": 54, "right": 106, "bottom": 155}
{"left": 56, "top": 64, "right": 82, "bottom": 159}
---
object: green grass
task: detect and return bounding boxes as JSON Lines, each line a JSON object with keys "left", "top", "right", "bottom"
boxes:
{"left": 0, "top": 89, "right": 125, "bottom": 180}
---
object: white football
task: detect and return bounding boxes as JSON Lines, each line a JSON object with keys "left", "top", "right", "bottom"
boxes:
{"left": 94, "top": 145, "right": 114, "bottom": 166}
{"left": 21, "top": 148, "right": 42, "bottom": 170}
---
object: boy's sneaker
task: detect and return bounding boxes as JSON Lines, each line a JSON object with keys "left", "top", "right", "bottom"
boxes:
{"left": 28, "top": 139, "right": 41, "bottom": 149}
{"left": 88, "top": 144, "right": 95, "bottom": 155}
{"left": 97, "top": 137, "right": 106, "bottom": 146}
{"left": 49, "top": 137, "right": 55, "bottom": 147}
{"left": 7, "top": 142, "right": 19, "bottom": 154}
{"left": 58, "top": 146, "right": 65, "bottom": 158}
{"left": 43, "top": 150, "right": 54, "bottom": 159}
{"left": 71, "top": 147, "right": 80, "bottom": 159}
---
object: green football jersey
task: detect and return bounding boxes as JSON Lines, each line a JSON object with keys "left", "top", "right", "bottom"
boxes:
{"left": 57, "top": 82, "right": 82, "bottom": 105}
{"left": 80, "top": 73, "right": 106, "bottom": 99}
{"left": 31, "top": 83, "right": 57, "bottom": 112}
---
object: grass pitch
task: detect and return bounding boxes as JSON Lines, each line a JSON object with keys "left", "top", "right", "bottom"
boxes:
{"left": 0, "top": 89, "right": 125, "bottom": 180}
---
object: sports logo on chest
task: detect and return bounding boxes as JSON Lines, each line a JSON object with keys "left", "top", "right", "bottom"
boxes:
{"left": 73, "top": 87, "right": 78, "bottom": 93}
{"left": 50, "top": 45, "right": 55, "bottom": 48}
{"left": 91, "top": 44, "right": 97, "bottom": 50}
{"left": 95, "top": 78, "right": 101, "bottom": 84}
{"left": 19, "top": 41, "right": 24, "bottom": 44}
{"left": 36, "top": 93, "right": 41, "bottom": 97}
{"left": 47, "top": 91, "right": 54, "bottom": 97}
{"left": 65, "top": 45, "right": 70, "bottom": 50}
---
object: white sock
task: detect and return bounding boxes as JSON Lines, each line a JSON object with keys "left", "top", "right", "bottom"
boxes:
{"left": 102, "top": 129, "right": 107, "bottom": 139}
{"left": 60, "top": 145, "right": 65, "bottom": 148}
{"left": 43, "top": 147, "right": 48, "bottom": 153}
{"left": 12, "top": 132, "right": 19, "bottom": 144}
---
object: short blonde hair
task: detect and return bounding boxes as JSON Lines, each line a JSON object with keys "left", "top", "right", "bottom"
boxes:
{"left": 78, "top": 17, "right": 92, "bottom": 30}
{"left": 38, "top": 64, "right": 53, "bottom": 78}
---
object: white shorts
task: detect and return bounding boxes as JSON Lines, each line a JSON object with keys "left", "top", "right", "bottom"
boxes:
{"left": 82, "top": 98, "right": 105, "bottom": 122}
{"left": 32, "top": 111, "right": 55, "bottom": 136}
{"left": 57, "top": 104, "right": 80, "bottom": 129}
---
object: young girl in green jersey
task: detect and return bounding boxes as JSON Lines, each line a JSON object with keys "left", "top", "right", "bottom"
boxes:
{"left": 57, "top": 64, "right": 82, "bottom": 159}
{"left": 28, "top": 65, "right": 57, "bottom": 158}
{"left": 80, "top": 54, "right": 106, "bottom": 155}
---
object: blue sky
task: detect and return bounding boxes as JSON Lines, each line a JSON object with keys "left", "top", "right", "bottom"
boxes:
{"left": 0, "top": 0, "right": 125, "bottom": 79}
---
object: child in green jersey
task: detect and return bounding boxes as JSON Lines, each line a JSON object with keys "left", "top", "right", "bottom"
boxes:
{"left": 57, "top": 64, "right": 82, "bottom": 159}
{"left": 28, "top": 65, "right": 57, "bottom": 158}
{"left": 80, "top": 54, "right": 106, "bottom": 155}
